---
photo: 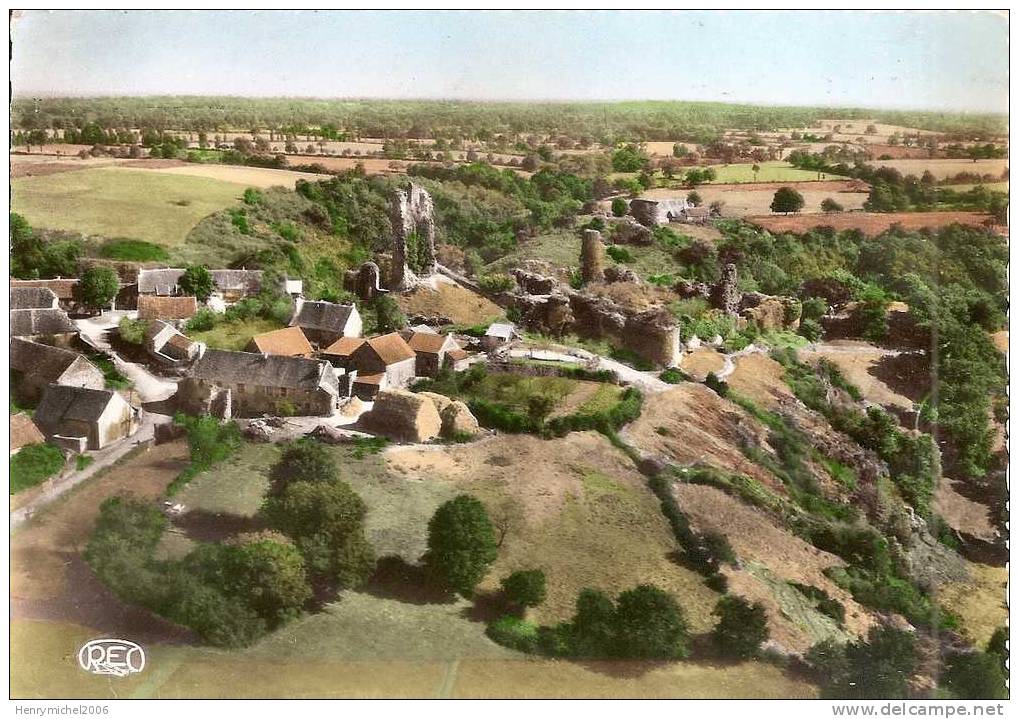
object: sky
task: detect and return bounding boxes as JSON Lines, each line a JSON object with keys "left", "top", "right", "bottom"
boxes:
{"left": 9, "top": 10, "right": 1009, "bottom": 113}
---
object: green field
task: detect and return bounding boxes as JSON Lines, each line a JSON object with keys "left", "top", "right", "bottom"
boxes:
{"left": 942, "top": 182, "right": 1009, "bottom": 193}
{"left": 11, "top": 167, "right": 246, "bottom": 246}
{"left": 188, "top": 317, "right": 285, "bottom": 351}
{"left": 703, "top": 161, "right": 844, "bottom": 184}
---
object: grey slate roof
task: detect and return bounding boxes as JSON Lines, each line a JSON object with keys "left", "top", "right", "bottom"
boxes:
{"left": 137, "top": 268, "right": 185, "bottom": 295}
{"left": 210, "top": 269, "right": 262, "bottom": 294}
{"left": 10, "top": 337, "right": 96, "bottom": 384}
{"left": 188, "top": 349, "right": 338, "bottom": 394}
{"left": 485, "top": 323, "right": 515, "bottom": 340}
{"left": 291, "top": 301, "right": 356, "bottom": 333}
{"left": 10, "top": 308, "right": 77, "bottom": 337}
{"left": 10, "top": 287, "right": 59, "bottom": 310}
{"left": 34, "top": 385, "right": 119, "bottom": 425}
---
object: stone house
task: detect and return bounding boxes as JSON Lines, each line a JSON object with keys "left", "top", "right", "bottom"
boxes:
{"left": 33, "top": 385, "right": 138, "bottom": 451}
{"left": 322, "top": 332, "right": 416, "bottom": 400}
{"left": 10, "top": 278, "right": 80, "bottom": 312}
{"left": 10, "top": 413, "right": 46, "bottom": 455}
{"left": 9, "top": 308, "right": 78, "bottom": 345}
{"left": 630, "top": 197, "right": 693, "bottom": 226}
{"left": 10, "top": 286, "right": 59, "bottom": 310}
{"left": 481, "top": 322, "right": 516, "bottom": 352}
{"left": 246, "top": 326, "right": 314, "bottom": 357}
{"left": 400, "top": 327, "right": 464, "bottom": 377}
{"left": 144, "top": 321, "right": 205, "bottom": 365}
{"left": 209, "top": 270, "right": 263, "bottom": 303}
{"left": 137, "top": 268, "right": 185, "bottom": 296}
{"left": 177, "top": 349, "right": 346, "bottom": 418}
{"left": 290, "top": 299, "right": 362, "bottom": 346}
{"left": 10, "top": 337, "right": 106, "bottom": 400}
{"left": 137, "top": 295, "right": 198, "bottom": 323}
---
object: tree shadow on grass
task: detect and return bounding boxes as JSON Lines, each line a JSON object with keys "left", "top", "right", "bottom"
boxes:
{"left": 364, "top": 555, "right": 457, "bottom": 605}
{"left": 171, "top": 510, "right": 265, "bottom": 543}
{"left": 461, "top": 589, "right": 511, "bottom": 624}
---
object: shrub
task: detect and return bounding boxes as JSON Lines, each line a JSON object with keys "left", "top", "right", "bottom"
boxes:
{"left": 167, "top": 414, "right": 242, "bottom": 495}
{"left": 816, "top": 626, "right": 918, "bottom": 699}
{"left": 660, "top": 367, "right": 689, "bottom": 384}
{"left": 941, "top": 651, "right": 1008, "bottom": 699}
{"left": 791, "top": 582, "right": 846, "bottom": 625}
{"left": 478, "top": 273, "right": 515, "bottom": 293}
{"left": 798, "top": 317, "right": 824, "bottom": 342}
{"left": 179, "top": 265, "right": 215, "bottom": 302}
{"left": 486, "top": 615, "right": 540, "bottom": 653}
{"left": 704, "top": 372, "right": 729, "bottom": 397}
{"left": 268, "top": 439, "right": 337, "bottom": 496}
{"left": 425, "top": 495, "right": 498, "bottom": 597}
{"left": 712, "top": 595, "right": 769, "bottom": 658}
{"left": 501, "top": 569, "right": 547, "bottom": 608}
{"left": 606, "top": 245, "right": 633, "bottom": 263}
{"left": 185, "top": 308, "right": 218, "bottom": 333}
{"left": 613, "top": 584, "right": 691, "bottom": 659}
{"left": 118, "top": 316, "right": 150, "bottom": 344}
{"left": 10, "top": 443, "right": 64, "bottom": 493}
{"left": 75, "top": 454, "right": 94, "bottom": 472}
{"left": 610, "top": 197, "right": 628, "bottom": 217}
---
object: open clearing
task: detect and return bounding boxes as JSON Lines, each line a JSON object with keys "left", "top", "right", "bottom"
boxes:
{"left": 639, "top": 183, "right": 868, "bottom": 218}
{"left": 861, "top": 158, "right": 1007, "bottom": 180}
{"left": 188, "top": 317, "right": 285, "bottom": 351}
{"left": 12, "top": 167, "right": 246, "bottom": 246}
{"left": 146, "top": 163, "right": 332, "bottom": 187}
{"left": 747, "top": 211, "right": 998, "bottom": 236}
{"left": 395, "top": 280, "right": 504, "bottom": 325}
{"left": 704, "top": 161, "right": 847, "bottom": 184}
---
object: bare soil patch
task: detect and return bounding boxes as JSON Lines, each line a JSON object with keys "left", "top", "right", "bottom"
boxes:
{"left": 933, "top": 478, "right": 998, "bottom": 543}
{"left": 395, "top": 281, "right": 503, "bottom": 325}
{"left": 725, "top": 353, "right": 793, "bottom": 410}
{"left": 799, "top": 343, "right": 918, "bottom": 413}
{"left": 678, "top": 347, "right": 726, "bottom": 380}
{"left": 937, "top": 562, "right": 1008, "bottom": 647}
{"left": 748, "top": 211, "right": 1000, "bottom": 236}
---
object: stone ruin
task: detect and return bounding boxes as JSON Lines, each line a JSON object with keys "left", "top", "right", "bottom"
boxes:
{"left": 628, "top": 199, "right": 660, "bottom": 228}
{"left": 344, "top": 260, "right": 387, "bottom": 302}
{"left": 389, "top": 182, "right": 437, "bottom": 290}
{"left": 710, "top": 263, "right": 742, "bottom": 316}
{"left": 678, "top": 263, "right": 801, "bottom": 331}
{"left": 611, "top": 217, "right": 653, "bottom": 245}
{"left": 580, "top": 229, "right": 605, "bottom": 285}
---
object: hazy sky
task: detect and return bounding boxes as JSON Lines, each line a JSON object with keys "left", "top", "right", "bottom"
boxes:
{"left": 10, "top": 10, "right": 1009, "bottom": 112}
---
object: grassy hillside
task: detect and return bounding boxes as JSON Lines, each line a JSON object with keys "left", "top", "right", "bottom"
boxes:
{"left": 11, "top": 167, "right": 245, "bottom": 246}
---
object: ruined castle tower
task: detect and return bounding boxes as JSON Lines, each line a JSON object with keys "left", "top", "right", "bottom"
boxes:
{"left": 389, "top": 183, "right": 437, "bottom": 290}
{"left": 580, "top": 229, "right": 605, "bottom": 285}
{"left": 345, "top": 261, "right": 386, "bottom": 302}
{"left": 711, "top": 263, "right": 742, "bottom": 316}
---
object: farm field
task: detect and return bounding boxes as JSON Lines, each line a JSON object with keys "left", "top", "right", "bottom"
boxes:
{"left": 637, "top": 184, "right": 869, "bottom": 218}
{"left": 942, "top": 181, "right": 1008, "bottom": 193}
{"left": 747, "top": 211, "right": 998, "bottom": 236}
{"left": 862, "top": 158, "right": 1008, "bottom": 180}
{"left": 11, "top": 167, "right": 247, "bottom": 246}
{"left": 146, "top": 163, "right": 332, "bottom": 188}
{"left": 704, "top": 161, "right": 846, "bottom": 184}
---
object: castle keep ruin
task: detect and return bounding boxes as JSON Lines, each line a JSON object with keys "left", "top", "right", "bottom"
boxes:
{"left": 389, "top": 182, "right": 437, "bottom": 290}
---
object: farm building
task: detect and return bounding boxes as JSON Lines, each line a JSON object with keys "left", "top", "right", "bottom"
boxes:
{"left": 10, "top": 286, "right": 59, "bottom": 310}
{"left": 10, "top": 413, "right": 46, "bottom": 456}
{"left": 630, "top": 197, "right": 695, "bottom": 226}
{"left": 400, "top": 327, "right": 467, "bottom": 377}
{"left": 481, "top": 322, "right": 516, "bottom": 351}
{"left": 137, "top": 295, "right": 198, "bottom": 322}
{"left": 33, "top": 385, "right": 138, "bottom": 452}
{"left": 290, "top": 299, "right": 362, "bottom": 346}
{"left": 137, "top": 268, "right": 185, "bottom": 296}
{"left": 144, "top": 321, "right": 205, "bottom": 365}
{"left": 10, "top": 278, "right": 80, "bottom": 311}
{"left": 209, "top": 269, "right": 263, "bottom": 302}
{"left": 9, "top": 308, "right": 77, "bottom": 344}
{"left": 177, "top": 349, "right": 349, "bottom": 418}
{"left": 322, "top": 332, "right": 416, "bottom": 399}
{"left": 10, "top": 337, "right": 105, "bottom": 400}
{"left": 246, "top": 326, "right": 314, "bottom": 357}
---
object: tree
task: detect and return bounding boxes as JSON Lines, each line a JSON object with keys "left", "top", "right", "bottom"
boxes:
{"left": 770, "top": 187, "right": 805, "bottom": 214}
{"left": 941, "top": 651, "right": 1008, "bottom": 699}
{"left": 268, "top": 439, "right": 338, "bottom": 496}
{"left": 711, "top": 595, "right": 769, "bottom": 658}
{"left": 818, "top": 626, "right": 918, "bottom": 699}
{"left": 10, "top": 212, "right": 43, "bottom": 278}
{"left": 752, "top": 163, "right": 761, "bottom": 181}
{"left": 79, "top": 266, "right": 119, "bottom": 310}
{"left": 672, "top": 143, "right": 689, "bottom": 158}
{"left": 521, "top": 154, "right": 540, "bottom": 172}
{"left": 425, "top": 495, "right": 498, "bottom": 597}
{"left": 571, "top": 588, "right": 617, "bottom": 657}
{"left": 500, "top": 569, "right": 546, "bottom": 608}
{"left": 371, "top": 294, "right": 407, "bottom": 334}
{"left": 686, "top": 191, "right": 702, "bottom": 207}
{"left": 821, "top": 197, "right": 844, "bottom": 213}
{"left": 262, "top": 478, "right": 375, "bottom": 588}
{"left": 610, "top": 197, "right": 628, "bottom": 217}
{"left": 614, "top": 584, "right": 690, "bottom": 659}
{"left": 179, "top": 265, "right": 215, "bottom": 302}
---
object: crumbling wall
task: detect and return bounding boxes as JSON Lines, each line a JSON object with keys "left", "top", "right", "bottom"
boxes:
{"left": 390, "top": 183, "right": 437, "bottom": 290}
{"left": 629, "top": 199, "right": 660, "bottom": 228}
{"left": 711, "top": 263, "right": 742, "bottom": 316}
{"left": 345, "top": 261, "right": 386, "bottom": 302}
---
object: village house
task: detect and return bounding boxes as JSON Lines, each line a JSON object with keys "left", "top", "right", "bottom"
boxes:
{"left": 9, "top": 308, "right": 78, "bottom": 345}
{"left": 137, "top": 268, "right": 185, "bottom": 296}
{"left": 33, "top": 385, "right": 138, "bottom": 452}
{"left": 137, "top": 295, "right": 198, "bottom": 323}
{"left": 177, "top": 349, "right": 348, "bottom": 418}
{"left": 10, "top": 337, "right": 106, "bottom": 400}
{"left": 245, "top": 326, "right": 314, "bottom": 357}
{"left": 290, "top": 299, "right": 362, "bottom": 346}
{"left": 210, "top": 269, "right": 264, "bottom": 302}
{"left": 481, "top": 322, "right": 516, "bottom": 352}
{"left": 10, "top": 278, "right": 80, "bottom": 312}
{"left": 400, "top": 326, "right": 468, "bottom": 377}
{"left": 321, "top": 332, "right": 416, "bottom": 400}
{"left": 144, "top": 320, "right": 206, "bottom": 365}
{"left": 10, "top": 286, "right": 59, "bottom": 310}
{"left": 10, "top": 413, "right": 46, "bottom": 456}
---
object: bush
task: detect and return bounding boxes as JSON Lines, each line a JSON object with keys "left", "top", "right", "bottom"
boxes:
{"left": 425, "top": 495, "right": 498, "bottom": 597}
{"left": 941, "top": 651, "right": 1008, "bottom": 699}
{"left": 611, "top": 197, "right": 628, "bottom": 217}
{"left": 816, "top": 626, "right": 918, "bottom": 699}
{"left": 712, "top": 595, "right": 769, "bottom": 658}
{"left": 501, "top": 569, "right": 547, "bottom": 608}
{"left": 179, "top": 265, "right": 215, "bottom": 302}
{"left": 167, "top": 414, "right": 242, "bottom": 495}
{"left": 118, "top": 316, "right": 150, "bottom": 344}
{"left": 613, "top": 584, "right": 691, "bottom": 659}
{"left": 486, "top": 615, "right": 540, "bottom": 653}
{"left": 704, "top": 372, "right": 729, "bottom": 397}
{"left": 798, "top": 317, "right": 824, "bottom": 342}
{"left": 605, "top": 245, "right": 633, "bottom": 263}
{"left": 185, "top": 308, "right": 217, "bottom": 333}
{"left": 660, "top": 367, "right": 689, "bottom": 384}
{"left": 80, "top": 266, "right": 119, "bottom": 309}
{"left": 477, "top": 273, "right": 515, "bottom": 293}
{"left": 10, "top": 443, "right": 64, "bottom": 494}
{"left": 268, "top": 439, "right": 337, "bottom": 496}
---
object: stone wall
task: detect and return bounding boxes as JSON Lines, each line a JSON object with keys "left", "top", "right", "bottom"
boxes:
{"left": 390, "top": 183, "right": 437, "bottom": 290}
{"left": 580, "top": 229, "right": 605, "bottom": 285}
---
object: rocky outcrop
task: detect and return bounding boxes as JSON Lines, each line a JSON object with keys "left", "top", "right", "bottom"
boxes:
{"left": 511, "top": 268, "right": 559, "bottom": 295}
{"left": 624, "top": 308, "right": 682, "bottom": 367}
{"left": 390, "top": 183, "right": 437, "bottom": 290}
{"left": 612, "top": 217, "right": 653, "bottom": 245}
{"left": 418, "top": 391, "right": 453, "bottom": 415}
{"left": 580, "top": 229, "right": 605, "bottom": 284}
{"left": 603, "top": 265, "right": 641, "bottom": 284}
{"left": 362, "top": 389, "right": 441, "bottom": 442}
